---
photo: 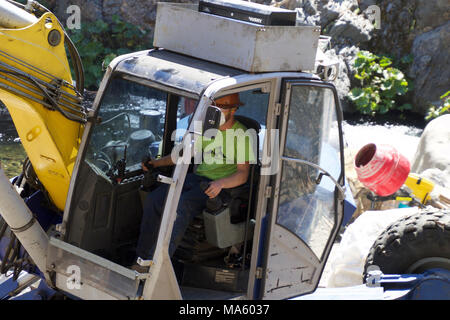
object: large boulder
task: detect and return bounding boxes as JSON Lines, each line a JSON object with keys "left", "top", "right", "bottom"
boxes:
{"left": 370, "top": 0, "right": 416, "bottom": 58}
{"left": 327, "top": 9, "right": 375, "bottom": 45}
{"left": 295, "top": 0, "right": 372, "bottom": 45}
{"left": 409, "top": 22, "right": 450, "bottom": 114}
{"left": 414, "top": 0, "right": 450, "bottom": 33}
{"left": 411, "top": 114, "right": 450, "bottom": 189}
{"left": 370, "top": 0, "right": 449, "bottom": 58}
{"left": 369, "top": 0, "right": 450, "bottom": 115}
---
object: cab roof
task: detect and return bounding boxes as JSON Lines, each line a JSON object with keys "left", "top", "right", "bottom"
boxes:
{"left": 114, "top": 49, "right": 244, "bottom": 97}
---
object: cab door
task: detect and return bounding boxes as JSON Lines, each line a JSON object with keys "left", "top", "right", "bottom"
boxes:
{"left": 260, "top": 80, "right": 345, "bottom": 299}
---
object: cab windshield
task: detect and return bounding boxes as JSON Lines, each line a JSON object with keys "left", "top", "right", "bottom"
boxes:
{"left": 85, "top": 77, "right": 196, "bottom": 177}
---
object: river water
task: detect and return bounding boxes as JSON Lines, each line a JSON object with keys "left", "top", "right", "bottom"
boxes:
{"left": 0, "top": 112, "right": 26, "bottom": 178}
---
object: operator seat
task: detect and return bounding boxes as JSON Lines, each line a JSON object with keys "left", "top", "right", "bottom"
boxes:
{"left": 234, "top": 115, "right": 261, "bottom": 144}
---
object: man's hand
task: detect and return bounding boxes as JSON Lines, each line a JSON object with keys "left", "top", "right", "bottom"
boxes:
{"left": 142, "top": 154, "right": 175, "bottom": 170}
{"left": 204, "top": 180, "right": 224, "bottom": 199}
{"left": 141, "top": 158, "right": 154, "bottom": 172}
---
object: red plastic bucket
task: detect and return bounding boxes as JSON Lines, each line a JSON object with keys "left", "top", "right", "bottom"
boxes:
{"left": 354, "top": 143, "right": 410, "bottom": 196}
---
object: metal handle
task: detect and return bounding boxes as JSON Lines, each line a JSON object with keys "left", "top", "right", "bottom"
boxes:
{"left": 280, "top": 156, "right": 346, "bottom": 198}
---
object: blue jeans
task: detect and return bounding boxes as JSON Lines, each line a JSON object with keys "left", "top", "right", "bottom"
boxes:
{"left": 136, "top": 173, "right": 211, "bottom": 260}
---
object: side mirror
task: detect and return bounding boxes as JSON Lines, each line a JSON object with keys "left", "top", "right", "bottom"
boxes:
{"left": 203, "top": 106, "right": 221, "bottom": 134}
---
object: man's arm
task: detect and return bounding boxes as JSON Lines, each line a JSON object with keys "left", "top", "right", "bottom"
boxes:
{"left": 204, "top": 162, "right": 250, "bottom": 198}
{"left": 142, "top": 154, "right": 175, "bottom": 171}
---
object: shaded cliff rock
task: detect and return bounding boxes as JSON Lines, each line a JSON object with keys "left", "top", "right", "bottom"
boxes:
{"left": 412, "top": 114, "right": 450, "bottom": 189}
{"left": 409, "top": 22, "right": 450, "bottom": 114}
{"left": 368, "top": 0, "right": 450, "bottom": 115}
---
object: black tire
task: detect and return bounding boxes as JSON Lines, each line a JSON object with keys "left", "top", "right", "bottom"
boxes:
{"left": 364, "top": 209, "right": 450, "bottom": 279}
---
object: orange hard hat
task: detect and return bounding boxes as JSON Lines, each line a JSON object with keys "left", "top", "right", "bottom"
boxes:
{"left": 214, "top": 93, "right": 244, "bottom": 109}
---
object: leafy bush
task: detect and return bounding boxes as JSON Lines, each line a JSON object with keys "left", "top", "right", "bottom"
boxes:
{"left": 348, "top": 51, "right": 412, "bottom": 115}
{"left": 68, "top": 16, "right": 153, "bottom": 90}
{"left": 425, "top": 91, "right": 450, "bottom": 121}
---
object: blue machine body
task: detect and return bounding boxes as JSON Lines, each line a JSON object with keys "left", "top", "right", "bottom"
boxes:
{"left": 378, "top": 269, "right": 450, "bottom": 300}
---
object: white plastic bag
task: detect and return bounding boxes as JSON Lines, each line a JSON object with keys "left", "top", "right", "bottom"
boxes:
{"left": 324, "top": 207, "right": 419, "bottom": 287}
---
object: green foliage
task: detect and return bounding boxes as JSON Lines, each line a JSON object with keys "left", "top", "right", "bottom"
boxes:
{"left": 68, "top": 15, "right": 153, "bottom": 90}
{"left": 425, "top": 91, "right": 450, "bottom": 121}
{"left": 348, "top": 51, "right": 412, "bottom": 116}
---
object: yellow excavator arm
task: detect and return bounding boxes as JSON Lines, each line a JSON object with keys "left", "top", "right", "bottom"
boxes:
{"left": 0, "top": 4, "right": 86, "bottom": 211}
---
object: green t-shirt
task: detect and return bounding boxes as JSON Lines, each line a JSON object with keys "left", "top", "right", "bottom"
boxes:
{"left": 195, "top": 120, "right": 256, "bottom": 180}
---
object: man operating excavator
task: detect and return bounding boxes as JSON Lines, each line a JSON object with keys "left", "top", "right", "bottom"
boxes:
{"left": 132, "top": 93, "right": 255, "bottom": 272}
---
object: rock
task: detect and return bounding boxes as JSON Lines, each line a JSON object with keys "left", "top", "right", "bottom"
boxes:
{"left": 358, "top": 0, "right": 377, "bottom": 11}
{"left": 366, "top": 0, "right": 449, "bottom": 114}
{"left": 295, "top": 0, "right": 359, "bottom": 29}
{"left": 55, "top": 0, "right": 103, "bottom": 22}
{"left": 414, "top": 0, "right": 450, "bottom": 33}
{"left": 416, "top": 168, "right": 450, "bottom": 209}
{"left": 319, "top": 4, "right": 340, "bottom": 28}
{"left": 328, "top": 10, "right": 375, "bottom": 44}
{"left": 369, "top": 0, "right": 415, "bottom": 59}
{"left": 41, "top": 0, "right": 57, "bottom": 10}
{"left": 337, "top": 45, "right": 360, "bottom": 85}
{"left": 102, "top": 0, "right": 122, "bottom": 19}
{"left": 102, "top": 0, "right": 194, "bottom": 32}
{"left": 319, "top": 44, "right": 361, "bottom": 114}
{"left": 303, "top": 0, "right": 318, "bottom": 16}
{"left": 409, "top": 22, "right": 450, "bottom": 114}
{"left": 322, "top": 48, "right": 355, "bottom": 113}
{"left": 334, "top": 55, "right": 353, "bottom": 112}
{"left": 411, "top": 114, "right": 450, "bottom": 188}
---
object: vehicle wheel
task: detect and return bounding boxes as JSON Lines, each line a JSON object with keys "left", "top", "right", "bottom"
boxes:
{"left": 363, "top": 209, "right": 450, "bottom": 279}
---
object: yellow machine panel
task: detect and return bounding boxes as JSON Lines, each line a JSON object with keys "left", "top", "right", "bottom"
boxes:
{"left": 405, "top": 173, "right": 435, "bottom": 204}
{"left": 0, "top": 12, "right": 85, "bottom": 211}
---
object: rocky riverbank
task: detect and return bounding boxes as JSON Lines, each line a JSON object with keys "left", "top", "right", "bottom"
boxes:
{"left": 290, "top": 0, "right": 449, "bottom": 115}
{"left": 41, "top": 0, "right": 449, "bottom": 116}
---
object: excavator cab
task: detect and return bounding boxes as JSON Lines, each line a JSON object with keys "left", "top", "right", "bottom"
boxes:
{"left": 50, "top": 49, "right": 345, "bottom": 300}
{"left": 0, "top": 1, "right": 347, "bottom": 300}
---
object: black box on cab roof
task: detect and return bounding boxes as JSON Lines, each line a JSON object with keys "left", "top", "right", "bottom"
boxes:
{"left": 199, "top": 0, "right": 297, "bottom": 26}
